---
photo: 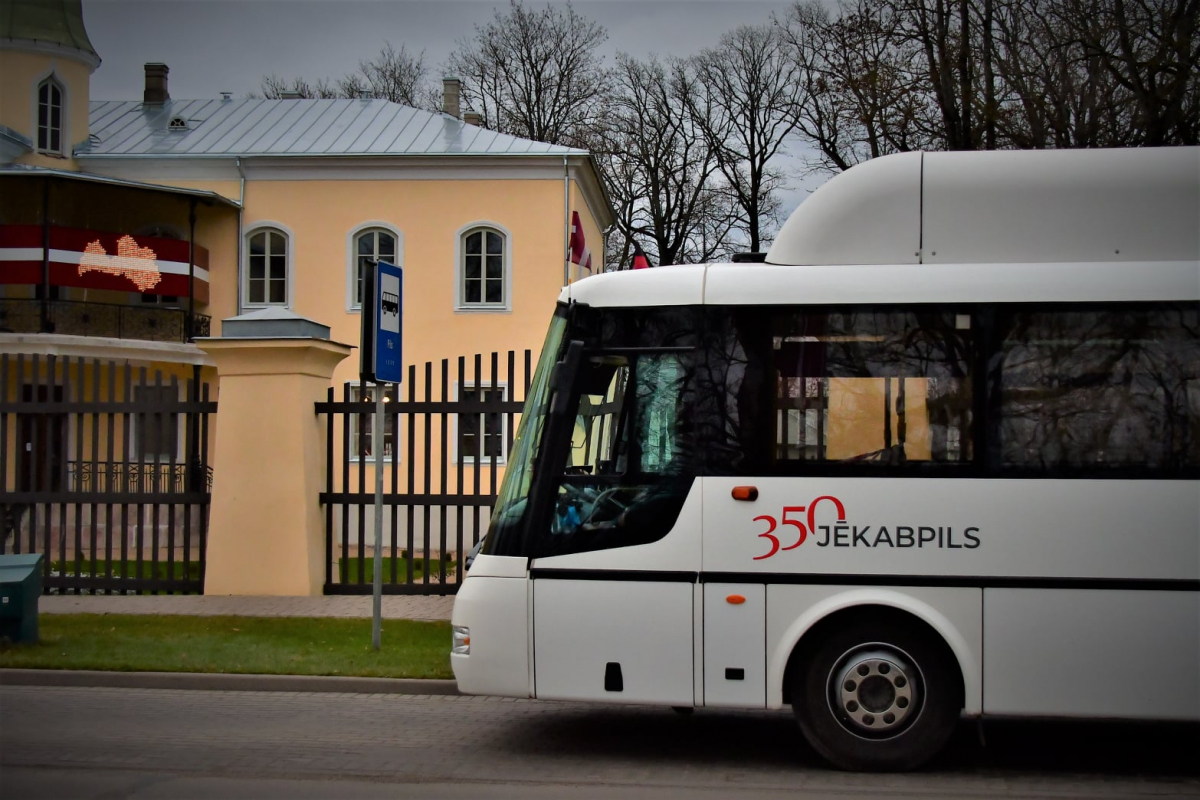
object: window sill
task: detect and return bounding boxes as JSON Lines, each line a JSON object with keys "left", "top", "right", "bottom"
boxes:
{"left": 454, "top": 304, "right": 511, "bottom": 314}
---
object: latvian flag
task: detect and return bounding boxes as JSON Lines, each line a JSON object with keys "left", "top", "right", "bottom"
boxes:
{"left": 569, "top": 210, "right": 593, "bottom": 281}
{"left": 0, "top": 224, "right": 209, "bottom": 302}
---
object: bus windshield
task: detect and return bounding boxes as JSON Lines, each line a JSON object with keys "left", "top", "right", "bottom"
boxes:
{"left": 483, "top": 307, "right": 568, "bottom": 556}
{"left": 482, "top": 304, "right": 701, "bottom": 559}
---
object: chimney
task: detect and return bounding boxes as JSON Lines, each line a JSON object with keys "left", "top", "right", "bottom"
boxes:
{"left": 144, "top": 63, "right": 169, "bottom": 105}
{"left": 442, "top": 77, "right": 461, "bottom": 119}
{"left": 463, "top": 110, "right": 482, "bottom": 127}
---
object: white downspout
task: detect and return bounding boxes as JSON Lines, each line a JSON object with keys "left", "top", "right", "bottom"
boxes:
{"left": 563, "top": 156, "right": 570, "bottom": 287}
{"left": 236, "top": 156, "right": 247, "bottom": 314}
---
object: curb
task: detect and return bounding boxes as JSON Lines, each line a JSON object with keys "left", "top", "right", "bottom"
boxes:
{"left": 0, "top": 668, "right": 461, "bottom": 695}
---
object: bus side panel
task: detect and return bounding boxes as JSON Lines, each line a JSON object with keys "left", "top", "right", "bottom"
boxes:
{"left": 765, "top": 585, "right": 984, "bottom": 714}
{"left": 984, "top": 589, "right": 1200, "bottom": 720}
{"left": 451, "top": 574, "right": 530, "bottom": 698}
{"left": 533, "top": 579, "right": 694, "bottom": 705}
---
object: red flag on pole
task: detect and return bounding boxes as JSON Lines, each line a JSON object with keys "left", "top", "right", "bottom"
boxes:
{"left": 569, "top": 211, "right": 592, "bottom": 279}
{"left": 631, "top": 241, "right": 653, "bottom": 270}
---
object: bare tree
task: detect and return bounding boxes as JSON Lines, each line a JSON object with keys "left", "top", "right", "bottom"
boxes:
{"left": 253, "top": 74, "right": 344, "bottom": 99}
{"left": 781, "top": 0, "right": 938, "bottom": 171}
{"left": 252, "top": 43, "right": 438, "bottom": 109}
{"left": 598, "top": 55, "right": 737, "bottom": 268}
{"left": 444, "top": 1, "right": 611, "bottom": 147}
{"left": 358, "top": 43, "right": 440, "bottom": 110}
{"left": 1054, "top": 0, "right": 1200, "bottom": 146}
{"left": 686, "top": 24, "right": 805, "bottom": 252}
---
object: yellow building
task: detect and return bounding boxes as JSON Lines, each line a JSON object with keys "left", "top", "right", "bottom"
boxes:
{"left": 0, "top": 0, "right": 613, "bottom": 595}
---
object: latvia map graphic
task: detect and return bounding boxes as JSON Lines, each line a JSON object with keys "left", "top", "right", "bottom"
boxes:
{"left": 78, "top": 234, "right": 163, "bottom": 292}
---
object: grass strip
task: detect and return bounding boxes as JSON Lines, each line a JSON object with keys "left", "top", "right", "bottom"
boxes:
{"left": 0, "top": 614, "right": 452, "bottom": 679}
{"left": 337, "top": 555, "right": 454, "bottom": 584}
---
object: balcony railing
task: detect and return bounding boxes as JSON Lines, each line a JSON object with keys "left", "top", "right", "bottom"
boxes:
{"left": 0, "top": 298, "right": 211, "bottom": 343}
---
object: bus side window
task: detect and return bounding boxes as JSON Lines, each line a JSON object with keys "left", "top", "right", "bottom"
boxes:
{"left": 768, "top": 310, "right": 974, "bottom": 468}
{"left": 993, "top": 304, "right": 1200, "bottom": 473}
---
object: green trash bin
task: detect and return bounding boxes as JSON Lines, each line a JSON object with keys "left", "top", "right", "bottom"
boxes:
{"left": 0, "top": 553, "right": 43, "bottom": 644}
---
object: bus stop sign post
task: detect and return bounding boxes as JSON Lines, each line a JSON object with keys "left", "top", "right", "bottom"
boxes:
{"left": 359, "top": 260, "right": 403, "bottom": 651}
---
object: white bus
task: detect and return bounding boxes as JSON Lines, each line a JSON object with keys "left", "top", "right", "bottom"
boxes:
{"left": 451, "top": 147, "right": 1200, "bottom": 771}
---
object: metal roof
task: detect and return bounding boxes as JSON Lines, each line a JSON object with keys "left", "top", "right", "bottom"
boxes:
{"left": 0, "top": 163, "right": 241, "bottom": 207}
{"left": 0, "top": 0, "right": 98, "bottom": 63}
{"left": 82, "top": 98, "right": 588, "bottom": 158}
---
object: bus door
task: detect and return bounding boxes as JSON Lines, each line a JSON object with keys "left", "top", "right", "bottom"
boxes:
{"left": 529, "top": 349, "right": 699, "bottom": 705}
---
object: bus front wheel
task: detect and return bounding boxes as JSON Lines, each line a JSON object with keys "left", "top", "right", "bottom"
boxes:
{"left": 789, "top": 617, "right": 960, "bottom": 772}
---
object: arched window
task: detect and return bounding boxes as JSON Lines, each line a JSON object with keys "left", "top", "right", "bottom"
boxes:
{"left": 458, "top": 225, "right": 509, "bottom": 310}
{"left": 350, "top": 227, "right": 398, "bottom": 310}
{"left": 245, "top": 226, "right": 290, "bottom": 306}
{"left": 37, "top": 77, "right": 64, "bottom": 155}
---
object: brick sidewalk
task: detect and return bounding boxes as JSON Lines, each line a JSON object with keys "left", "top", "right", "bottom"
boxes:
{"left": 37, "top": 593, "right": 454, "bottom": 621}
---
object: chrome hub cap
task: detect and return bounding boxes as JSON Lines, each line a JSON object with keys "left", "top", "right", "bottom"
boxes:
{"left": 830, "top": 647, "right": 920, "bottom": 736}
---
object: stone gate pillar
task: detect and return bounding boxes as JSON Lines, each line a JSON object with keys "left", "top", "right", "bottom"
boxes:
{"left": 198, "top": 310, "right": 352, "bottom": 596}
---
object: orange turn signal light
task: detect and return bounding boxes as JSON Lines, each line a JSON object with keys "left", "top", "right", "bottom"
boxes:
{"left": 726, "top": 594, "right": 747, "bottom": 605}
{"left": 731, "top": 486, "right": 759, "bottom": 501}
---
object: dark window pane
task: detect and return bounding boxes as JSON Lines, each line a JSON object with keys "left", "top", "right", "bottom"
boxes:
{"left": 38, "top": 102, "right": 48, "bottom": 127}
{"left": 270, "top": 232, "right": 286, "bottom": 254}
{"left": 486, "top": 254, "right": 502, "bottom": 279}
{"left": 249, "top": 256, "right": 264, "bottom": 281}
{"left": 485, "top": 280, "right": 502, "bottom": 303}
{"left": 465, "top": 280, "right": 481, "bottom": 304}
{"left": 250, "top": 233, "right": 265, "bottom": 255}
{"left": 270, "top": 254, "right": 286, "bottom": 280}
{"left": 466, "top": 232, "right": 481, "bottom": 255}
{"left": 50, "top": 130, "right": 60, "bottom": 152}
{"left": 994, "top": 306, "right": 1199, "bottom": 471}
{"left": 465, "top": 255, "right": 481, "bottom": 280}
{"left": 249, "top": 279, "right": 264, "bottom": 304}
{"left": 269, "top": 280, "right": 286, "bottom": 304}
{"left": 486, "top": 231, "right": 503, "bottom": 255}
{"left": 358, "top": 233, "right": 374, "bottom": 255}
{"left": 51, "top": 85, "right": 61, "bottom": 105}
{"left": 378, "top": 233, "right": 395, "bottom": 256}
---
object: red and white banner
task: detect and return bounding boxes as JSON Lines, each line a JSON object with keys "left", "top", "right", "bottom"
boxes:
{"left": 0, "top": 224, "right": 210, "bottom": 303}
{"left": 569, "top": 210, "right": 593, "bottom": 281}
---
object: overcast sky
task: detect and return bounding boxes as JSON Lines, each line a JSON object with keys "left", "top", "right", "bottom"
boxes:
{"left": 82, "top": 0, "right": 826, "bottom": 220}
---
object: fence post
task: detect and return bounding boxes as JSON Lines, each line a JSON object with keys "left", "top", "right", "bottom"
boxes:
{"left": 198, "top": 315, "right": 351, "bottom": 595}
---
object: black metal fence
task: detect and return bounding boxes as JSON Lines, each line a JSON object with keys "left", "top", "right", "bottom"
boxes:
{"left": 317, "top": 351, "right": 530, "bottom": 595}
{"left": 0, "top": 353, "right": 215, "bottom": 594}
{"left": 0, "top": 298, "right": 211, "bottom": 343}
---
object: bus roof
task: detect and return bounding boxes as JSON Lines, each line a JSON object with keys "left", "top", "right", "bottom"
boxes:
{"left": 563, "top": 147, "right": 1199, "bottom": 308}
{"left": 562, "top": 259, "right": 1197, "bottom": 307}
{"left": 766, "top": 147, "right": 1199, "bottom": 267}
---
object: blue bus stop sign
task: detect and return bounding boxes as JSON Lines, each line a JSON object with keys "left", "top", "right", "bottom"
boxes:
{"left": 371, "top": 261, "right": 403, "bottom": 384}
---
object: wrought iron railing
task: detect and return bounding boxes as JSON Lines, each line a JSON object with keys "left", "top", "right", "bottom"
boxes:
{"left": 0, "top": 298, "right": 211, "bottom": 343}
{"left": 68, "top": 461, "right": 214, "bottom": 494}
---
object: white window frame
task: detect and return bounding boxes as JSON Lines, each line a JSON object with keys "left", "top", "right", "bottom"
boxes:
{"left": 346, "top": 381, "right": 400, "bottom": 463}
{"left": 453, "top": 380, "right": 508, "bottom": 465}
{"left": 131, "top": 383, "right": 184, "bottom": 464}
{"left": 35, "top": 74, "right": 65, "bottom": 156}
{"left": 346, "top": 222, "right": 403, "bottom": 312}
{"left": 242, "top": 222, "right": 295, "bottom": 310}
{"left": 454, "top": 221, "right": 512, "bottom": 312}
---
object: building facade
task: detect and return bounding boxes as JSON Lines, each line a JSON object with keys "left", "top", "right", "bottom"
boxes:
{"left": 0, "top": 0, "right": 613, "bottom": 589}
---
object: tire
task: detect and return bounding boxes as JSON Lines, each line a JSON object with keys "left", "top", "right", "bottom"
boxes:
{"left": 789, "top": 616, "right": 961, "bottom": 772}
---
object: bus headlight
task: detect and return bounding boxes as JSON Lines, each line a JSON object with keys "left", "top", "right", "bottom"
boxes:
{"left": 452, "top": 626, "right": 470, "bottom": 655}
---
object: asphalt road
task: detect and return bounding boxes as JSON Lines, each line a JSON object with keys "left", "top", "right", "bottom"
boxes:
{"left": 1, "top": 686, "right": 1198, "bottom": 799}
